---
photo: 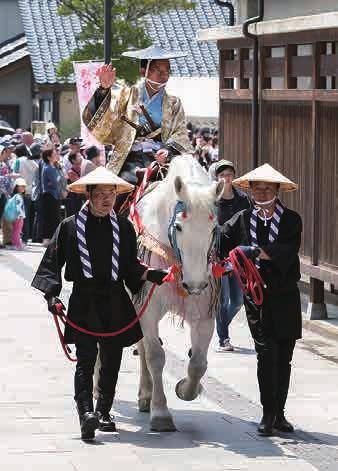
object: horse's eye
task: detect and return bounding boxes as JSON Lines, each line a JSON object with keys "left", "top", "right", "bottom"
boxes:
{"left": 175, "top": 223, "right": 182, "bottom": 232}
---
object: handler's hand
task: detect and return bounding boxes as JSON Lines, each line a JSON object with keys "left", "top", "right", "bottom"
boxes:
{"left": 46, "top": 296, "right": 66, "bottom": 316}
{"left": 97, "top": 64, "right": 116, "bottom": 89}
{"left": 155, "top": 149, "right": 168, "bottom": 164}
{"left": 258, "top": 248, "right": 271, "bottom": 260}
{"left": 238, "top": 245, "right": 261, "bottom": 260}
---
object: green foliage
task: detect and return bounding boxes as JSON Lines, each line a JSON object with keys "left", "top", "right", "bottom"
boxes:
{"left": 56, "top": 0, "right": 195, "bottom": 84}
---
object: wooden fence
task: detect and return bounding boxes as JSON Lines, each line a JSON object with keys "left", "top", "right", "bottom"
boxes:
{"left": 218, "top": 27, "right": 338, "bottom": 310}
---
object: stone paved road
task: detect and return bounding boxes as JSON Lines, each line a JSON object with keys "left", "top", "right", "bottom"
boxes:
{"left": 1, "top": 245, "right": 337, "bottom": 470}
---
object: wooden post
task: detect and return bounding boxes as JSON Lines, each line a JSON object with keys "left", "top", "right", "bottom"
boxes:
{"left": 219, "top": 49, "right": 225, "bottom": 159}
{"left": 307, "top": 98, "right": 327, "bottom": 320}
{"left": 223, "top": 48, "right": 235, "bottom": 89}
{"left": 284, "top": 44, "right": 297, "bottom": 89}
{"left": 260, "top": 46, "right": 271, "bottom": 90}
{"left": 239, "top": 48, "right": 250, "bottom": 89}
{"left": 307, "top": 278, "right": 327, "bottom": 320}
{"left": 312, "top": 42, "right": 326, "bottom": 89}
{"left": 52, "top": 89, "right": 60, "bottom": 126}
{"left": 332, "top": 41, "right": 338, "bottom": 89}
{"left": 258, "top": 46, "right": 270, "bottom": 165}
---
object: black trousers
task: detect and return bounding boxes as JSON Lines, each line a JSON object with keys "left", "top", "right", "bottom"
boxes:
{"left": 73, "top": 331, "right": 123, "bottom": 405}
{"left": 0, "top": 193, "right": 6, "bottom": 220}
{"left": 41, "top": 193, "right": 60, "bottom": 239}
{"left": 246, "top": 305, "right": 296, "bottom": 415}
{"left": 119, "top": 150, "right": 155, "bottom": 186}
{"left": 32, "top": 199, "right": 43, "bottom": 243}
{"left": 115, "top": 151, "right": 157, "bottom": 214}
{"left": 65, "top": 193, "right": 84, "bottom": 217}
{"left": 22, "top": 195, "right": 32, "bottom": 242}
{"left": 254, "top": 337, "right": 295, "bottom": 415}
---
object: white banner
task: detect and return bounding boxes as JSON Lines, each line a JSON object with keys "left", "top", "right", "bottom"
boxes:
{"left": 73, "top": 61, "right": 104, "bottom": 149}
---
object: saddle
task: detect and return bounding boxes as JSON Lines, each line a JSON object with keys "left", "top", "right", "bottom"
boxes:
{"left": 117, "top": 162, "right": 168, "bottom": 217}
{"left": 135, "top": 161, "right": 169, "bottom": 187}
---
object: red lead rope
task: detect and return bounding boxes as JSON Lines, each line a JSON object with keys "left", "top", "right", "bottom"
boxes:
{"left": 52, "top": 265, "right": 179, "bottom": 362}
{"left": 212, "top": 247, "right": 265, "bottom": 307}
{"left": 129, "top": 164, "right": 153, "bottom": 234}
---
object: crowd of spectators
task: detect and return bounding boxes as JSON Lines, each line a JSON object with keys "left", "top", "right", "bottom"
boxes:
{"left": 0, "top": 121, "right": 219, "bottom": 250}
{"left": 187, "top": 123, "right": 219, "bottom": 172}
{"left": 0, "top": 124, "right": 104, "bottom": 250}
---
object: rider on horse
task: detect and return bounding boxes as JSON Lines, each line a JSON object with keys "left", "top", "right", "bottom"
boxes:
{"left": 82, "top": 45, "right": 193, "bottom": 188}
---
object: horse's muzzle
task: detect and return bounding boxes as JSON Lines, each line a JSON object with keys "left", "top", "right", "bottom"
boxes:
{"left": 182, "top": 281, "right": 208, "bottom": 295}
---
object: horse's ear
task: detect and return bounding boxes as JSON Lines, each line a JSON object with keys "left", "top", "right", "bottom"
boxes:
{"left": 214, "top": 180, "right": 224, "bottom": 200}
{"left": 174, "top": 176, "right": 187, "bottom": 200}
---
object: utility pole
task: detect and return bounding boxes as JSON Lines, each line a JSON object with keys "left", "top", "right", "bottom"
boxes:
{"left": 104, "top": 0, "right": 112, "bottom": 64}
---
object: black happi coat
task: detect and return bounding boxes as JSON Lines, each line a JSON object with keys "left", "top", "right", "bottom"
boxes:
{"left": 220, "top": 207, "right": 303, "bottom": 340}
{"left": 32, "top": 211, "right": 147, "bottom": 346}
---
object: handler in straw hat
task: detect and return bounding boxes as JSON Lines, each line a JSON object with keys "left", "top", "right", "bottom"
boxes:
{"left": 219, "top": 163, "right": 302, "bottom": 436}
{"left": 31, "top": 167, "right": 168, "bottom": 441}
{"left": 82, "top": 45, "right": 192, "bottom": 185}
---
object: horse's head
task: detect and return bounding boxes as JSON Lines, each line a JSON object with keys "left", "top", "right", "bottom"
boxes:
{"left": 171, "top": 175, "right": 224, "bottom": 295}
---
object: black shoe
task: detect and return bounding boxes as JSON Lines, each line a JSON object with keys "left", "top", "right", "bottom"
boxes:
{"left": 97, "top": 412, "right": 116, "bottom": 432}
{"left": 258, "top": 413, "right": 275, "bottom": 436}
{"left": 80, "top": 412, "right": 100, "bottom": 440}
{"left": 274, "top": 414, "right": 294, "bottom": 433}
{"left": 95, "top": 396, "right": 116, "bottom": 432}
{"left": 76, "top": 393, "right": 99, "bottom": 440}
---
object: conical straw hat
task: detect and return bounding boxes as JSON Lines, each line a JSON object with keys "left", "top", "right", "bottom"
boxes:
{"left": 122, "top": 44, "right": 187, "bottom": 60}
{"left": 232, "top": 163, "right": 298, "bottom": 192}
{"left": 68, "top": 166, "right": 134, "bottom": 195}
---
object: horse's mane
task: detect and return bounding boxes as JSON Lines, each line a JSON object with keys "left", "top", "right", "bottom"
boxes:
{"left": 164, "top": 154, "right": 210, "bottom": 187}
{"left": 138, "top": 155, "right": 217, "bottom": 239}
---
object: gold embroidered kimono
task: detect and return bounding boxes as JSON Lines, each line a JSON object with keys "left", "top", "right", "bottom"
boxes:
{"left": 82, "top": 82, "right": 192, "bottom": 174}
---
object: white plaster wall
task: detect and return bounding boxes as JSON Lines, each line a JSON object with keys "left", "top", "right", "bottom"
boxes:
{"left": 167, "top": 77, "right": 219, "bottom": 119}
{"left": 59, "top": 90, "right": 81, "bottom": 139}
{"left": 264, "top": 0, "right": 338, "bottom": 21}
{"left": 0, "top": 0, "right": 24, "bottom": 43}
{"left": 0, "top": 63, "right": 32, "bottom": 128}
{"left": 237, "top": 0, "right": 338, "bottom": 23}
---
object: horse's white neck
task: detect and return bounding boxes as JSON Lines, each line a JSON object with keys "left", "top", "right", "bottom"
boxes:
{"left": 140, "top": 186, "right": 176, "bottom": 246}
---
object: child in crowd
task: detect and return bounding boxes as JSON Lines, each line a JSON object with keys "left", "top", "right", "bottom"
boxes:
{"left": 4, "top": 178, "right": 26, "bottom": 250}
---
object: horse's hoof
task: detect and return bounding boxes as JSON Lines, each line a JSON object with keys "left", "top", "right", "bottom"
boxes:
{"left": 175, "top": 378, "right": 203, "bottom": 401}
{"left": 138, "top": 398, "right": 151, "bottom": 413}
{"left": 150, "top": 416, "right": 176, "bottom": 432}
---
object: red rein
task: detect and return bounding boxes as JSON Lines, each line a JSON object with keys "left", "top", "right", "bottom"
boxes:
{"left": 52, "top": 265, "right": 179, "bottom": 362}
{"left": 212, "top": 247, "right": 265, "bottom": 307}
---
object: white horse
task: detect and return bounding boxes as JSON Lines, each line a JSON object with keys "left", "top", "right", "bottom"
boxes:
{"left": 134, "top": 155, "right": 224, "bottom": 431}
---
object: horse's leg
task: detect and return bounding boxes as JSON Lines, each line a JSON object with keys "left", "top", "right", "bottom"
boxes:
{"left": 140, "top": 304, "right": 176, "bottom": 432}
{"left": 143, "top": 333, "right": 176, "bottom": 431}
{"left": 175, "top": 316, "right": 214, "bottom": 401}
{"left": 137, "top": 339, "right": 152, "bottom": 412}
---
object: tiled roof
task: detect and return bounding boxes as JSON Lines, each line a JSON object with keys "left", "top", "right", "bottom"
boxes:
{"left": 146, "top": 0, "right": 232, "bottom": 77}
{"left": 18, "top": 0, "right": 81, "bottom": 84}
{"left": 18, "top": 0, "right": 232, "bottom": 84}
{"left": 0, "top": 34, "right": 30, "bottom": 70}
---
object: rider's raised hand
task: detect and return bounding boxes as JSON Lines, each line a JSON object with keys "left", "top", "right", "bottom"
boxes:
{"left": 97, "top": 64, "right": 116, "bottom": 89}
